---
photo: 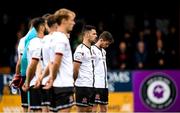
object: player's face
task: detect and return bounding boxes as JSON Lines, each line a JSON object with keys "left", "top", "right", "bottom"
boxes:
{"left": 88, "top": 29, "right": 97, "bottom": 44}
{"left": 65, "top": 14, "right": 75, "bottom": 33}
{"left": 101, "top": 40, "right": 111, "bottom": 49}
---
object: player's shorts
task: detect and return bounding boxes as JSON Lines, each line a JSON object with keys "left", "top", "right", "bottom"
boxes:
{"left": 50, "top": 87, "right": 74, "bottom": 112}
{"left": 19, "top": 76, "right": 28, "bottom": 108}
{"left": 92, "top": 88, "right": 108, "bottom": 105}
{"left": 29, "top": 86, "right": 42, "bottom": 110}
{"left": 41, "top": 85, "right": 51, "bottom": 106}
{"left": 75, "top": 86, "right": 94, "bottom": 107}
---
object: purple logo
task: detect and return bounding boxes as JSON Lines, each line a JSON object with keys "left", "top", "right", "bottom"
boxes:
{"left": 153, "top": 85, "right": 164, "bottom": 99}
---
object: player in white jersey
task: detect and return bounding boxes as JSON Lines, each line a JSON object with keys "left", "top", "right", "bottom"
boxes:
{"left": 73, "top": 25, "right": 97, "bottom": 112}
{"left": 33, "top": 14, "right": 58, "bottom": 112}
{"left": 43, "top": 8, "right": 76, "bottom": 112}
{"left": 91, "top": 31, "right": 114, "bottom": 113}
{"left": 22, "top": 17, "right": 45, "bottom": 112}
{"left": 11, "top": 18, "right": 41, "bottom": 113}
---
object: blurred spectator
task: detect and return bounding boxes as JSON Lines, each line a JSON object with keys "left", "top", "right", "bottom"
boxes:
{"left": 134, "top": 41, "right": 148, "bottom": 69}
{"left": 118, "top": 41, "right": 130, "bottom": 70}
{"left": 167, "top": 26, "right": 178, "bottom": 68}
{"left": 135, "top": 30, "right": 147, "bottom": 46}
{"left": 154, "top": 39, "right": 167, "bottom": 69}
{"left": 122, "top": 31, "right": 133, "bottom": 51}
{"left": 156, "top": 29, "right": 163, "bottom": 40}
{"left": 97, "top": 21, "right": 105, "bottom": 33}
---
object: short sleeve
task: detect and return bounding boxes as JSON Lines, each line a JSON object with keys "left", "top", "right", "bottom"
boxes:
{"left": 31, "top": 40, "right": 42, "bottom": 60}
{"left": 54, "top": 41, "right": 66, "bottom": 55}
{"left": 73, "top": 46, "right": 84, "bottom": 63}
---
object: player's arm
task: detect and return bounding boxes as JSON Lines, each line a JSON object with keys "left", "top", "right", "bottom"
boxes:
{"left": 73, "top": 61, "right": 81, "bottom": 81}
{"left": 51, "top": 53, "right": 62, "bottom": 81}
{"left": 33, "top": 62, "right": 42, "bottom": 88}
{"left": 39, "top": 62, "right": 50, "bottom": 81}
{"left": 73, "top": 47, "right": 83, "bottom": 81}
{"left": 43, "top": 40, "right": 64, "bottom": 90}
{"left": 43, "top": 54, "right": 62, "bottom": 90}
{"left": 36, "top": 62, "right": 42, "bottom": 77}
{"left": 25, "top": 58, "right": 39, "bottom": 86}
{"left": 25, "top": 44, "right": 42, "bottom": 87}
{"left": 15, "top": 55, "right": 22, "bottom": 74}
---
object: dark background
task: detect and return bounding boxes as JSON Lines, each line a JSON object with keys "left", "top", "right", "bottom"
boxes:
{"left": 0, "top": 0, "right": 179, "bottom": 71}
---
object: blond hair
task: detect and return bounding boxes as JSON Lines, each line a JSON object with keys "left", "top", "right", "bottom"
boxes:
{"left": 54, "top": 8, "right": 75, "bottom": 25}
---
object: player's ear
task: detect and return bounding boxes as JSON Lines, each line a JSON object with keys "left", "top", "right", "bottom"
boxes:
{"left": 86, "top": 32, "right": 90, "bottom": 37}
{"left": 62, "top": 18, "right": 67, "bottom": 24}
{"left": 39, "top": 25, "right": 45, "bottom": 32}
{"left": 100, "top": 38, "right": 103, "bottom": 42}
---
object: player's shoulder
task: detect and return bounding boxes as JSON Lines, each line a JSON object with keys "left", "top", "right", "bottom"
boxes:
{"left": 31, "top": 37, "right": 40, "bottom": 42}
{"left": 20, "top": 36, "right": 25, "bottom": 42}
{"left": 91, "top": 45, "right": 101, "bottom": 51}
{"left": 76, "top": 43, "right": 85, "bottom": 49}
{"left": 53, "top": 32, "right": 67, "bottom": 41}
{"left": 18, "top": 37, "right": 25, "bottom": 46}
{"left": 74, "top": 43, "right": 84, "bottom": 52}
{"left": 29, "top": 37, "right": 42, "bottom": 46}
{"left": 43, "top": 34, "right": 52, "bottom": 42}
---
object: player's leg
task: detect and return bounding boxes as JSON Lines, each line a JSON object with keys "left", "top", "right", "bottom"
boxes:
{"left": 53, "top": 87, "right": 74, "bottom": 113}
{"left": 92, "top": 88, "right": 108, "bottom": 112}
{"left": 75, "top": 87, "right": 94, "bottom": 112}
{"left": 92, "top": 88, "right": 98, "bottom": 112}
{"left": 98, "top": 88, "right": 108, "bottom": 113}
{"left": 19, "top": 76, "right": 29, "bottom": 112}
{"left": 75, "top": 87, "right": 90, "bottom": 112}
{"left": 41, "top": 85, "right": 50, "bottom": 112}
{"left": 100, "top": 105, "right": 108, "bottom": 112}
{"left": 92, "top": 104, "right": 98, "bottom": 112}
{"left": 29, "top": 86, "right": 42, "bottom": 112}
{"left": 49, "top": 87, "right": 57, "bottom": 113}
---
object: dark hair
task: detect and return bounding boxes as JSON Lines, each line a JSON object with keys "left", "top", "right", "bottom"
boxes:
{"left": 47, "top": 15, "right": 56, "bottom": 28}
{"left": 81, "top": 25, "right": 96, "bottom": 36}
{"left": 99, "top": 31, "right": 114, "bottom": 43}
{"left": 42, "top": 13, "right": 51, "bottom": 20}
{"left": 31, "top": 17, "right": 45, "bottom": 31}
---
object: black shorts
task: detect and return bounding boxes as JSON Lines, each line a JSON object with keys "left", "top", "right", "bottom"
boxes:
{"left": 50, "top": 87, "right": 74, "bottom": 111}
{"left": 19, "top": 76, "right": 28, "bottom": 108}
{"left": 92, "top": 88, "right": 108, "bottom": 105}
{"left": 41, "top": 85, "right": 51, "bottom": 106}
{"left": 29, "top": 86, "right": 42, "bottom": 110}
{"left": 75, "top": 86, "right": 94, "bottom": 107}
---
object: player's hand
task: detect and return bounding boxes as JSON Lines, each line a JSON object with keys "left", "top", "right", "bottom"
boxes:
{"left": 9, "top": 73, "right": 23, "bottom": 88}
{"left": 43, "top": 76, "right": 53, "bottom": 90}
{"left": 33, "top": 78, "right": 41, "bottom": 89}
{"left": 22, "top": 83, "right": 30, "bottom": 92}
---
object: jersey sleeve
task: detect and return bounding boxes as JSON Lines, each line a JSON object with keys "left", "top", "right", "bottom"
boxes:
{"left": 31, "top": 40, "right": 42, "bottom": 60}
{"left": 73, "top": 46, "right": 84, "bottom": 63}
{"left": 54, "top": 41, "right": 66, "bottom": 55}
{"left": 54, "top": 34, "right": 67, "bottom": 55}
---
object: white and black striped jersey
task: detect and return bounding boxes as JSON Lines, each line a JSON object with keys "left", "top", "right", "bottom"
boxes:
{"left": 74, "top": 43, "right": 95, "bottom": 87}
{"left": 91, "top": 45, "right": 108, "bottom": 88}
